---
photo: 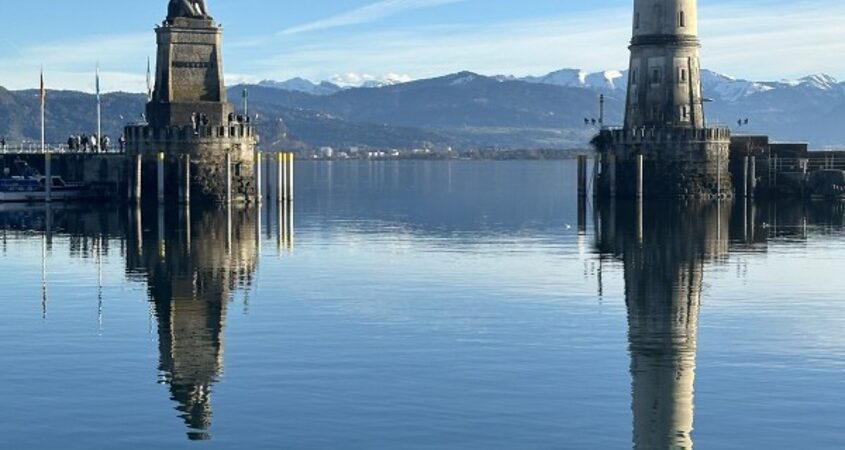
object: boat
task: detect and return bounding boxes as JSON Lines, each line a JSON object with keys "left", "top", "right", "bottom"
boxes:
{"left": 0, "top": 176, "right": 95, "bottom": 202}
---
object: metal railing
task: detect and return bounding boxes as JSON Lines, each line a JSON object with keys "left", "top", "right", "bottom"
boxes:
{"left": 0, "top": 144, "right": 125, "bottom": 155}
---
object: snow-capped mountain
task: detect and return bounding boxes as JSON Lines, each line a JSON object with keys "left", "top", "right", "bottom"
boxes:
{"left": 520, "top": 69, "right": 627, "bottom": 91}
{"left": 329, "top": 73, "right": 412, "bottom": 89}
{"left": 258, "top": 78, "right": 342, "bottom": 96}
{"left": 257, "top": 73, "right": 412, "bottom": 94}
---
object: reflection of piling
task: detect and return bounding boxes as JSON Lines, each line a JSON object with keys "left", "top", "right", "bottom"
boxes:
{"left": 577, "top": 195, "right": 587, "bottom": 235}
{"left": 636, "top": 154, "right": 644, "bottom": 200}
{"left": 45, "top": 152, "right": 52, "bottom": 203}
{"left": 180, "top": 155, "right": 191, "bottom": 204}
{"left": 158, "top": 204, "right": 166, "bottom": 258}
{"left": 157, "top": 152, "right": 165, "bottom": 204}
{"left": 577, "top": 154, "right": 588, "bottom": 198}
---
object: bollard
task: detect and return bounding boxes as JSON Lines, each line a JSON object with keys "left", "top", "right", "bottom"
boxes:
{"left": 157, "top": 152, "right": 165, "bottom": 203}
{"left": 45, "top": 152, "right": 52, "bottom": 203}
{"left": 577, "top": 154, "right": 587, "bottom": 198}
{"left": 636, "top": 154, "right": 644, "bottom": 199}
{"left": 255, "top": 151, "right": 263, "bottom": 205}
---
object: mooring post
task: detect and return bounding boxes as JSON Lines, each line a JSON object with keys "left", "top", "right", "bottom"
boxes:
{"left": 288, "top": 152, "right": 295, "bottom": 202}
{"left": 255, "top": 151, "right": 262, "bottom": 205}
{"left": 636, "top": 154, "right": 644, "bottom": 199}
{"left": 577, "top": 154, "right": 587, "bottom": 198}
{"left": 225, "top": 151, "right": 232, "bottom": 205}
{"left": 592, "top": 153, "right": 601, "bottom": 198}
{"left": 45, "top": 151, "right": 52, "bottom": 203}
{"left": 265, "top": 153, "right": 272, "bottom": 201}
{"left": 180, "top": 154, "right": 191, "bottom": 204}
{"left": 743, "top": 156, "right": 749, "bottom": 198}
{"left": 749, "top": 156, "right": 757, "bottom": 198}
{"left": 609, "top": 154, "right": 617, "bottom": 198}
{"left": 157, "top": 152, "right": 165, "bottom": 203}
{"left": 134, "top": 154, "right": 142, "bottom": 203}
{"left": 276, "top": 152, "right": 284, "bottom": 204}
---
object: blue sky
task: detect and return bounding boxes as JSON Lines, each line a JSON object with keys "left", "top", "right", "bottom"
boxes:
{"left": 1, "top": 0, "right": 844, "bottom": 92}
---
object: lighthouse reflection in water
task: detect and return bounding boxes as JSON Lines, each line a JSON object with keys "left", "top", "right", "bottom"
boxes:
{"left": 126, "top": 203, "right": 292, "bottom": 440}
{"left": 595, "top": 200, "right": 729, "bottom": 450}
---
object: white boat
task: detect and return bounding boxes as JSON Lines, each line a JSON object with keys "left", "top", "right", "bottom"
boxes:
{"left": 0, "top": 176, "right": 94, "bottom": 202}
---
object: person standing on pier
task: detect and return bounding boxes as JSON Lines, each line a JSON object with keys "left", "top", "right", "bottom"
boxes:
{"left": 0, "top": 136, "right": 6, "bottom": 151}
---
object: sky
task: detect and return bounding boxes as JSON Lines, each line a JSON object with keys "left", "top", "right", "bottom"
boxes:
{"left": 1, "top": 0, "right": 845, "bottom": 92}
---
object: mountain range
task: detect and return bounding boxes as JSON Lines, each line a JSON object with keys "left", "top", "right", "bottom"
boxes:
{"left": 2, "top": 68, "right": 845, "bottom": 150}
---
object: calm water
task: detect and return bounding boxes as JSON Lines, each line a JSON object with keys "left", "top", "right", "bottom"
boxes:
{"left": 0, "top": 161, "right": 843, "bottom": 449}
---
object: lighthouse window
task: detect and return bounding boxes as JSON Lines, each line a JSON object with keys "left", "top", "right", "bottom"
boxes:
{"left": 679, "top": 11, "right": 686, "bottom": 27}
{"left": 681, "top": 106, "right": 690, "bottom": 121}
{"left": 679, "top": 68, "right": 687, "bottom": 84}
{"left": 651, "top": 68, "right": 661, "bottom": 84}
{"left": 635, "top": 12, "right": 640, "bottom": 29}
{"left": 631, "top": 70, "right": 638, "bottom": 84}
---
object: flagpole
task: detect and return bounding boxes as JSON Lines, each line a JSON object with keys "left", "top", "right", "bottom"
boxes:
{"left": 40, "top": 68, "right": 45, "bottom": 154}
{"left": 96, "top": 64, "right": 101, "bottom": 153}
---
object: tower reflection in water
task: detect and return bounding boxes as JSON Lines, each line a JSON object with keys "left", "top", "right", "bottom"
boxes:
{"left": 595, "top": 200, "right": 730, "bottom": 450}
{"left": 125, "top": 203, "right": 293, "bottom": 440}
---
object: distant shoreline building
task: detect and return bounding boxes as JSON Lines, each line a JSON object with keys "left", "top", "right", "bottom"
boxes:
{"left": 594, "top": 0, "right": 732, "bottom": 198}
{"left": 124, "top": 1, "right": 258, "bottom": 204}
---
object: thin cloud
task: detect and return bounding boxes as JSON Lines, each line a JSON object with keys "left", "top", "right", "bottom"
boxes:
{"left": 281, "top": 0, "right": 466, "bottom": 35}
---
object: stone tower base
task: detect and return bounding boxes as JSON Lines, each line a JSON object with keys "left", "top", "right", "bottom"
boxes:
{"left": 124, "top": 123, "right": 258, "bottom": 204}
{"left": 594, "top": 127, "right": 733, "bottom": 199}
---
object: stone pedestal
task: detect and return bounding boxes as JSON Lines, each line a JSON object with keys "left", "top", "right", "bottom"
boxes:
{"left": 125, "top": 6, "right": 258, "bottom": 204}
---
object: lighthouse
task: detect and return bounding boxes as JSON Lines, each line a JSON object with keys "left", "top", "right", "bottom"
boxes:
{"left": 595, "top": 0, "right": 732, "bottom": 199}
{"left": 626, "top": 0, "right": 703, "bottom": 129}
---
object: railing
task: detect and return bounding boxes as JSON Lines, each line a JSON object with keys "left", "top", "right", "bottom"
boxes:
{"left": 0, "top": 144, "right": 126, "bottom": 155}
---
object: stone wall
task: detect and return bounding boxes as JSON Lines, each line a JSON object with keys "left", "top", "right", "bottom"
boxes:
{"left": 595, "top": 126, "right": 733, "bottom": 198}
{"left": 125, "top": 124, "right": 258, "bottom": 203}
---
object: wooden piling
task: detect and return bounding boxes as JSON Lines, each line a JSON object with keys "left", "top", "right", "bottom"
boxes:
{"left": 180, "top": 154, "right": 191, "bottom": 204}
{"left": 749, "top": 156, "right": 757, "bottom": 198}
{"left": 288, "top": 153, "right": 295, "bottom": 201}
{"left": 255, "top": 151, "right": 262, "bottom": 205}
{"left": 577, "top": 154, "right": 587, "bottom": 198}
{"left": 609, "top": 154, "right": 617, "bottom": 198}
{"left": 743, "top": 156, "right": 749, "bottom": 198}
{"left": 225, "top": 151, "right": 232, "bottom": 205}
{"left": 157, "top": 152, "right": 165, "bottom": 203}
{"left": 134, "top": 154, "right": 142, "bottom": 203}
{"left": 276, "top": 152, "right": 284, "bottom": 204}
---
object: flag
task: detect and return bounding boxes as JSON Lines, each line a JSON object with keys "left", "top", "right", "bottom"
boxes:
{"left": 96, "top": 65, "right": 101, "bottom": 101}
{"left": 39, "top": 70, "right": 46, "bottom": 106}
{"left": 146, "top": 57, "right": 153, "bottom": 101}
